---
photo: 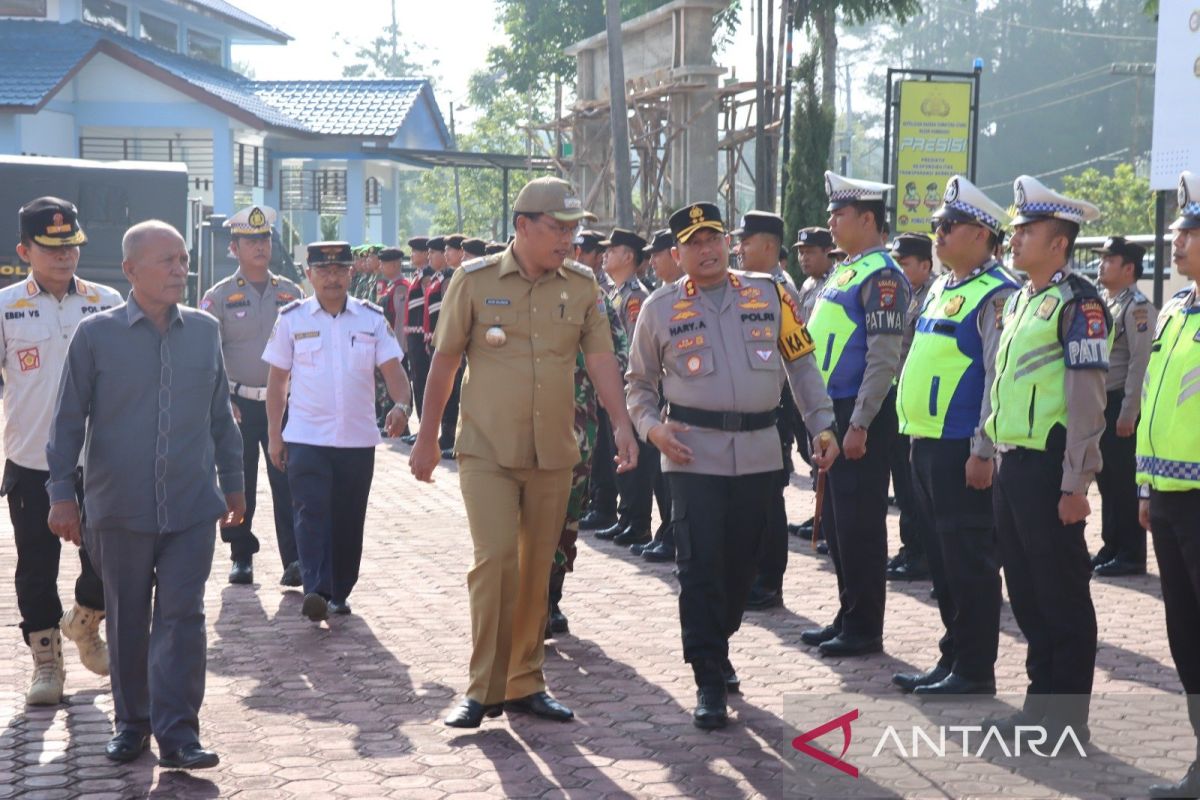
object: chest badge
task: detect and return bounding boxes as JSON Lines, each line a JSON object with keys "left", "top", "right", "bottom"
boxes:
{"left": 1035, "top": 296, "right": 1060, "bottom": 320}
{"left": 943, "top": 295, "right": 965, "bottom": 318}
{"left": 17, "top": 347, "right": 39, "bottom": 372}
{"left": 685, "top": 354, "right": 703, "bottom": 374}
{"left": 485, "top": 325, "right": 507, "bottom": 346}
{"left": 755, "top": 349, "right": 773, "bottom": 361}
{"left": 836, "top": 269, "right": 857, "bottom": 287}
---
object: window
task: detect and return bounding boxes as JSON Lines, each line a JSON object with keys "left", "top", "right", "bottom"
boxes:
{"left": 0, "top": 0, "right": 47, "bottom": 17}
{"left": 82, "top": 0, "right": 127, "bottom": 33}
{"left": 187, "top": 29, "right": 222, "bottom": 65}
{"left": 139, "top": 13, "right": 177, "bottom": 51}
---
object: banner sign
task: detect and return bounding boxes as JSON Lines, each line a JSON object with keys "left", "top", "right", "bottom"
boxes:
{"left": 893, "top": 81, "right": 973, "bottom": 233}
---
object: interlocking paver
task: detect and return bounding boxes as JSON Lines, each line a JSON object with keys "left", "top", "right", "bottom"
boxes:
{"left": 0, "top": 427, "right": 1191, "bottom": 798}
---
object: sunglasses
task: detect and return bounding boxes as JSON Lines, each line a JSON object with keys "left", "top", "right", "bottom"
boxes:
{"left": 931, "top": 218, "right": 983, "bottom": 235}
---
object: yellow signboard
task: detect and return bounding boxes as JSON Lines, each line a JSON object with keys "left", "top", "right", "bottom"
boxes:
{"left": 894, "top": 81, "right": 972, "bottom": 233}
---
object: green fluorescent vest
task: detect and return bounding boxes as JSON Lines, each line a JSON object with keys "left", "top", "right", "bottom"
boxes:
{"left": 1136, "top": 289, "right": 1200, "bottom": 491}
{"left": 806, "top": 251, "right": 894, "bottom": 400}
{"left": 984, "top": 283, "right": 1071, "bottom": 450}
{"left": 897, "top": 269, "right": 1012, "bottom": 439}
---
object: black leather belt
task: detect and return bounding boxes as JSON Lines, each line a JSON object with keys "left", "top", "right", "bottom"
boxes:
{"left": 667, "top": 403, "right": 777, "bottom": 432}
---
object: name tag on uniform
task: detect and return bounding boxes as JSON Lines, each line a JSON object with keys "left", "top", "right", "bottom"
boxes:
{"left": 485, "top": 298, "right": 511, "bottom": 306}
{"left": 294, "top": 331, "right": 319, "bottom": 340}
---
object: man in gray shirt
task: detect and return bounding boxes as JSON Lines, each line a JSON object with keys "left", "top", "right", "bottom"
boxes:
{"left": 47, "top": 220, "right": 245, "bottom": 770}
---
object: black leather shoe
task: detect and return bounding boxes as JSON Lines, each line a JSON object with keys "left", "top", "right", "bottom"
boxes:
{"left": 301, "top": 592, "right": 328, "bottom": 622}
{"left": 444, "top": 698, "right": 503, "bottom": 728}
{"left": 548, "top": 605, "right": 568, "bottom": 634}
{"left": 279, "top": 561, "right": 301, "bottom": 587}
{"left": 228, "top": 558, "right": 253, "bottom": 585}
{"left": 613, "top": 526, "right": 651, "bottom": 546}
{"left": 594, "top": 521, "right": 625, "bottom": 540}
{"left": 891, "top": 665, "right": 950, "bottom": 693}
{"left": 819, "top": 633, "right": 883, "bottom": 657}
{"left": 913, "top": 673, "right": 996, "bottom": 696}
{"left": 800, "top": 624, "right": 839, "bottom": 646}
{"left": 1090, "top": 548, "right": 1115, "bottom": 569}
{"left": 693, "top": 685, "right": 728, "bottom": 729}
{"left": 721, "top": 659, "right": 740, "bottom": 694}
{"left": 815, "top": 540, "right": 829, "bottom": 555}
{"left": 888, "top": 554, "right": 929, "bottom": 581}
{"left": 158, "top": 743, "right": 220, "bottom": 770}
{"left": 982, "top": 710, "right": 1041, "bottom": 739}
{"left": 580, "top": 510, "right": 617, "bottom": 531}
{"left": 641, "top": 542, "right": 675, "bottom": 562}
{"left": 505, "top": 691, "right": 574, "bottom": 721}
{"left": 629, "top": 542, "right": 648, "bottom": 556}
{"left": 328, "top": 599, "right": 352, "bottom": 616}
{"left": 791, "top": 517, "right": 814, "bottom": 538}
{"left": 1150, "top": 762, "right": 1200, "bottom": 798}
{"left": 744, "top": 585, "right": 783, "bottom": 610}
{"left": 1093, "top": 557, "right": 1147, "bottom": 577}
{"left": 105, "top": 730, "right": 150, "bottom": 763}
{"left": 399, "top": 433, "right": 418, "bottom": 445}
{"left": 440, "top": 448, "right": 455, "bottom": 460}
{"left": 887, "top": 550, "right": 906, "bottom": 570}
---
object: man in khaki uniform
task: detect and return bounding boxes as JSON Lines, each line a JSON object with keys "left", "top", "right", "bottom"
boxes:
{"left": 410, "top": 177, "right": 637, "bottom": 729}
{"left": 626, "top": 202, "right": 840, "bottom": 729}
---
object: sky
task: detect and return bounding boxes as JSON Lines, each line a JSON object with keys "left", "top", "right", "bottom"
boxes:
{"left": 231, "top": 0, "right": 769, "bottom": 127}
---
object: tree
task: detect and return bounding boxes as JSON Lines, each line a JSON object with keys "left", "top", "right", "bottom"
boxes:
{"left": 782, "top": 54, "right": 836, "bottom": 272}
{"left": 336, "top": 25, "right": 429, "bottom": 79}
{"left": 1061, "top": 164, "right": 1155, "bottom": 235}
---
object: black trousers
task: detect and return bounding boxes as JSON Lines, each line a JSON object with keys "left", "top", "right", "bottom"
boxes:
{"left": 889, "top": 432, "right": 928, "bottom": 558}
{"left": 221, "top": 396, "right": 298, "bottom": 566}
{"left": 910, "top": 438, "right": 1001, "bottom": 681}
{"left": 287, "top": 444, "right": 374, "bottom": 602}
{"left": 615, "top": 437, "right": 659, "bottom": 530}
{"left": 405, "top": 333, "right": 431, "bottom": 419}
{"left": 1097, "top": 389, "right": 1145, "bottom": 563}
{"left": 824, "top": 392, "right": 896, "bottom": 639}
{"left": 650, "top": 466, "right": 674, "bottom": 547}
{"left": 439, "top": 361, "right": 465, "bottom": 450}
{"left": 994, "top": 441, "right": 1096, "bottom": 725}
{"left": 756, "top": 408, "right": 797, "bottom": 591}
{"left": 589, "top": 408, "right": 618, "bottom": 517}
{"left": 669, "top": 471, "right": 774, "bottom": 665}
{"left": 1150, "top": 489, "right": 1200, "bottom": 739}
{"left": 5, "top": 460, "right": 103, "bottom": 643}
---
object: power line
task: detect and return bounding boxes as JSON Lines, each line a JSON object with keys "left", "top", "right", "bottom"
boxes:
{"left": 939, "top": 3, "right": 1156, "bottom": 42}
{"left": 986, "top": 78, "right": 1136, "bottom": 121}
{"left": 979, "top": 148, "right": 1132, "bottom": 192}
{"left": 981, "top": 64, "right": 1112, "bottom": 108}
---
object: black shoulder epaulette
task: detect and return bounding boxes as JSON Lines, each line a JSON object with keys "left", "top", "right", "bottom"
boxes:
{"left": 463, "top": 254, "right": 502, "bottom": 274}
{"left": 280, "top": 299, "right": 304, "bottom": 315}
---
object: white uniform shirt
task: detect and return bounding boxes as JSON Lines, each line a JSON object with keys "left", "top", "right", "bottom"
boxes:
{"left": 262, "top": 296, "right": 403, "bottom": 448}
{"left": 0, "top": 276, "right": 122, "bottom": 470}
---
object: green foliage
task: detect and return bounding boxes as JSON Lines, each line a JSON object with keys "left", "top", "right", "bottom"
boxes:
{"left": 319, "top": 214, "right": 341, "bottom": 241}
{"left": 336, "top": 25, "right": 430, "bottom": 79}
{"left": 1061, "top": 164, "right": 1155, "bottom": 235}
{"left": 793, "top": 0, "right": 922, "bottom": 27}
{"left": 783, "top": 54, "right": 836, "bottom": 270}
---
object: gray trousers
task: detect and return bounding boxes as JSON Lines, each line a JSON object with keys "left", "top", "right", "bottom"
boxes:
{"left": 85, "top": 521, "right": 214, "bottom": 754}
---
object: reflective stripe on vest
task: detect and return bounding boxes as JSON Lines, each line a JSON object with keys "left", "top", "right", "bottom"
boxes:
{"left": 806, "top": 251, "right": 900, "bottom": 399}
{"left": 984, "top": 283, "right": 1071, "bottom": 450}
{"left": 897, "top": 267, "right": 1016, "bottom": 439}
{"left": 1136, "top": 291, "right": 1200, "bottom": 491}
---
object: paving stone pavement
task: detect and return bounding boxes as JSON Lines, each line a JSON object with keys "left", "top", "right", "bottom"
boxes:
{"left": 0, "top": 430, "right": 1186, "bottom": 799}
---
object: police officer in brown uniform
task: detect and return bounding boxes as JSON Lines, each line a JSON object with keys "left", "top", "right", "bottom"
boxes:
{"left": 626, "top": 202, "right": 839, "bottom": 729}
{"left": 410, "top": 177, "right": 637, "bottom": 729}
{"left": 1092, "top": 235, "right": 1157, "bottom": 576}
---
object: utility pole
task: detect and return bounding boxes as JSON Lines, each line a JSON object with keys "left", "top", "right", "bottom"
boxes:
{"left": 754, "top": 0, "right": 769, "bottom": 209}
{"left": 390, "top": 0, "right": 398, "bottom": 64}
{"left": 780, "top": 0, "right": 795, "bottom": 215}
{"left": 450, "top": 103, "right": 463, "bottom": 232}
{"left": 606, "top": 0, "right": 634, "bottom": 228}
{"left": 843, "top": 60, "right": 853, "bottom": 175}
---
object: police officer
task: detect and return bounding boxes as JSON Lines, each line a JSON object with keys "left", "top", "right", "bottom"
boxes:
{"left": 984, "top": 175, "right": 1108, "bottom": 739}
{"left": 444, "top": 234, "right": 467, "bottom": 270}
{"left": 410, "top": 177, "right": 637, "bottom": 729}
{"left": 462, "top": 238, "right": 488, "bottom": 259}
{"left": 425, "top": 237, "right": 464, "bottom": 459}
{"left": 1091, "top": 235, "right": 1157, "bottom": 577}
{"left": 635, "top": 229, "right": 680, "bottom": 563}
{"left": 201, "top": 206, "right": 303, "bottom": 587}
{"left": 595, "top": 228, "right": 657, "bottom": 547}
{"left": 627, "top": 202, "right": 839, "bottom": 728}
{"left": 730, "top": 211, "right": 797, "bottom": 611}
{"left": 885, "top": 232, "right": 936, "bottom": 582}
{"left": 1140, "top": 170, "right": 1200, "bottom": 800}
{"left": 891, "top": 176, "right": 1018, "bottom": 696}
{"left": 373, "top": 247, "right": 408, "bottom": 427}
{"left": 3, "top": 197, "right": 121, "bottom": 704}
{"left": 400, "top": 236, "right": 432, "bottom": 440}
{"left": 263, "top": 242, "right": 411, "bottom": 623}
{"left": 801, "top": 172, "right": 911, "bottom": 657}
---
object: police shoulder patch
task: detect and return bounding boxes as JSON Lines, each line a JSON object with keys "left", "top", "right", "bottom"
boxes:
{"left": 463, "top": 254, "right": 502, "bottom": 274}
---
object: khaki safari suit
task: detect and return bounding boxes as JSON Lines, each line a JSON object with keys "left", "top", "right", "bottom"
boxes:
{"left": 432, "top": 247, "right": 615, "bottom": 704}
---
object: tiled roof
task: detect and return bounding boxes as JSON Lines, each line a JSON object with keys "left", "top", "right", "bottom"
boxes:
{"left": 253, "top": 81, "right": 430, "bottom": 137}
{"left": 176, "top": 0, "right": 290, "bottom": 43}
{"left": 0, "top": 21, "right": 444, "bottom": 141}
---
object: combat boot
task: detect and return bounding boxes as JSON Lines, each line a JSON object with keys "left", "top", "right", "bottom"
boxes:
{"left": 26, "top": 628, "right": 65, "bottom": 705}
{"left": 61, "top": 603, "right": 109, "bottom": 676}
